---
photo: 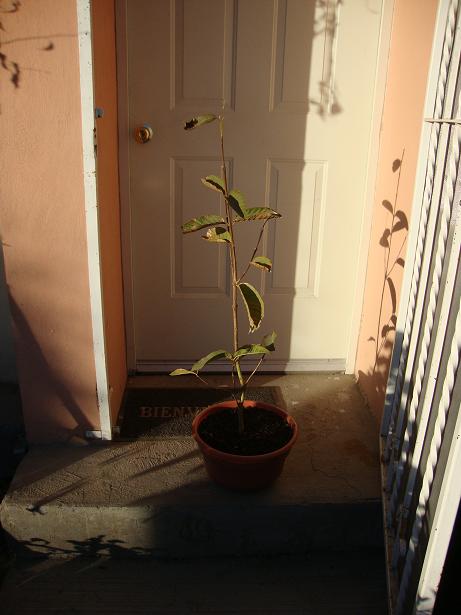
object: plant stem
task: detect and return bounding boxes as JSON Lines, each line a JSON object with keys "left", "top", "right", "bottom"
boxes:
{"left": 219, "top": 116, "right": 245, "bottom": 433}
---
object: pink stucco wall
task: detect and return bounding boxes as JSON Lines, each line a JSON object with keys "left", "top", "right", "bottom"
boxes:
{"left": 0, "top": 1, "right": 99, "bottom": 442}
{"left": 355, "top": 0, "right": 438, "bottom": 424}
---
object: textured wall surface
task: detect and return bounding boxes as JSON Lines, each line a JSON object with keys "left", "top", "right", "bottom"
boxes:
{"left": 0, "top": 0, "right": 99, "bottom": 442}
{"left": 355, "top": 0, "right": 439, "bottom": 424}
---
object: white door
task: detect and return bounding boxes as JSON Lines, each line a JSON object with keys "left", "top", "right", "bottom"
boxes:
{"left": 120, "top": 0, "right": 383, "bottom": 372}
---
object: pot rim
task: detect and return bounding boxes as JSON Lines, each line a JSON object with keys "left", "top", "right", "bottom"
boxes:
{"left": 192, "top": 399, "right": 298, "bottom": 463}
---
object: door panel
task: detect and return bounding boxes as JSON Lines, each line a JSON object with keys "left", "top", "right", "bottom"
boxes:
{"left": 123, "top": 0, "right": 383, "bottom": 370}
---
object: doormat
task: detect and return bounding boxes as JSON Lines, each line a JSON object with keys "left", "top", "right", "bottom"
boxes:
{"left": 117, "top": 387, "right": 284, "bottom": 440}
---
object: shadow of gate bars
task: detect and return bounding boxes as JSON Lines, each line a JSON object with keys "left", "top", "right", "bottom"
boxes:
{"left": 381, "top": 0, "right": 461, "bottom": 613}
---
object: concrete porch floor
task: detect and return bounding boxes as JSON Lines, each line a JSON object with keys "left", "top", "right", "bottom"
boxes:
{"left": 0, "top": 373, "right": 387, "bottom": 612}
{"left": 121, "top": 372, "right": 382, "bottom": 505}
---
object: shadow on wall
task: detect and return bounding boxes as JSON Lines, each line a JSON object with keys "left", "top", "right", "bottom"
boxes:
{"left": 8, "top": 293, "right": 95, "bottom": 443}
{"left": 0, "top": 0, "right": 60, "bottom": 384}
{"left": 358, "top": 153, "right": 409, "bottom": 413}
{"left": 0, "top": 245, "right": 25, "bottom": 480}
{"left": 0, "top": 1, "right": 58, "bottom": 101}
{"left": 0, "top": 1, "right": 87, "bottom": 445}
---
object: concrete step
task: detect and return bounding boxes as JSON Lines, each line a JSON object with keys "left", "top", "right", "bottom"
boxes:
{"left": 0, "top": 550, "right": 388, "bottom": 614}
{"left": 0, "top": 443, "right": 382, "bottom": 559}
{"left": 0, "top": 375, "right": 383, "bottom": 559}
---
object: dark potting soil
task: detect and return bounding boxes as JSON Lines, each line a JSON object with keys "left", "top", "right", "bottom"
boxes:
{"left": 198, "top": 406, "right": 294, "bottom": 455}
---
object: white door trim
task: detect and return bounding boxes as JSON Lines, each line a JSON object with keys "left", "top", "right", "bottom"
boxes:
{"left": 77, "top": 0, "right": 112, "bottom": 440}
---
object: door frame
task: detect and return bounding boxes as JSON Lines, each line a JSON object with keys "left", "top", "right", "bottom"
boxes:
{"left": 77, "top": 0, "right": 112, "bottom": 439}
{"left": 115, "top": 0, "right": 394, "bottom": 375}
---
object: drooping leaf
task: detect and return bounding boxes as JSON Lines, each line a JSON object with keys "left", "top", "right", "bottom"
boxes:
{"left": 184, "top": 114, "right": 217, "bottom": 130}
{"left": 182, "top": 214, "right": 225, "bottom": 234}
{"left": 387, "top": 277, "right": 397, "bottom": 313}
{"left": 202, "top": 227, "right": 231, "bottom": 243}
{"left": 227, "top": 190, "right": 246, "bottom": 218}
{"left": 191, "top": 349, "right": 230, "bottom": 372}
{"left": 250, "top": 256, "right": 272, "bottom": 272}
{"left": 262, "top": 331, "right": 277, "bottom": 351}
{"left": 392, "top": 210, "right": 409, "bottom": 232}
{"left": 201, "top": 175, "right": 226, "bottom": 194}
{"left": 170, "top": 369, "right": 197, "bottom": 376}
{"left": 233, "top": 344, "right": 270, "bottom": 360}
{"left": 396, "top": 257, "right": 405, "bottom": 268}
{"left": 234, "top": 207, "right": 281, "bottom": 222}
{"left": 368, "top": 336, "right": 376, "bottom": 342}
{"left": 379, "top": 228, "right": 391, "bottom": 247}
{"left": 392, "top": 159, "right": 402, "bottom": 172}
{"left": 382, "top": 200, "right": 393, "bottom": 214}
{"left": 238, "top": 282, "right": 264, "bottom": 332}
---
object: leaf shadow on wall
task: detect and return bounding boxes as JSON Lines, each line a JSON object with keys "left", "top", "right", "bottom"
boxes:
{"left": 358, "top": 152, "right": 409, "bottom": 413}
{"left": 0, "top": 0, "right": 73, "bottom": 106}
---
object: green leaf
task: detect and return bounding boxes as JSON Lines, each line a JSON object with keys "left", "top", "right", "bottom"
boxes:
{"left": 233, "top": 344, "right": 270, "bottom": 360}
{"left": 227, "top": 190, "right": 246, "bottom": 218}
{"left": 201, "top": 175, "right": 226, "bottom": 194}
{"left": 170, "top": 369, "right": 197, "bottom": 376}
{"left": 191, "top": 349, "right": 230, "bottom": 372}
{"left": 250, "top": 256, "right": 272, "bottom": 272}
{"left": 182, "top": 214, "right": 225, "bottom": 234}
{"left": 234, "top": 207, "right": 281, "bottom": 222}
{"left": 184, "top": 114, "right": 217, "bottom": 130}
{"left": 202, "top": 227, "right": 231, "bottom": 243}
{"left": 238, "top": 282, "right": 264, "bottom": 332}
{"left": 262, "top": 331, "right": 277, "bottom": 351}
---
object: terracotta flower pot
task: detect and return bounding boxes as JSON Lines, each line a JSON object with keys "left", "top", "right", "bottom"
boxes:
{"left": 192, "top": 400, "right": 298, "bottom": 491}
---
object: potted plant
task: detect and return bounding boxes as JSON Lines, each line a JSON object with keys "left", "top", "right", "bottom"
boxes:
{"left": 170, "top": 111, "right": 298, "bottom": 490}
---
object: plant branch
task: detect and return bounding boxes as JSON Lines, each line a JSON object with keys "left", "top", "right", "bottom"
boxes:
{"left": 237, "top": 218, "right": 270, "bottom": 283}
{"left": 244, "top": 355, "right": 266, "bottom": 387}
{"left": 193, "top": 373, "right": 212, "bottom": 387}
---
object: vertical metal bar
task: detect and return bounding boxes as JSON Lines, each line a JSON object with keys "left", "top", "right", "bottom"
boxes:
{"left": 400, "top": 115, "right": 461, "bottom": 519}
{"left": 384, "top": 0, "right": 460, "bottom": 496}
{"left": 414, "top": 369, "right": 461, "bottom": 613}
{"left": 381, "top": 2, "right": 460, "bottom": 613}
{"left": 396, "top": 267, "right": 461, "bottom": 614}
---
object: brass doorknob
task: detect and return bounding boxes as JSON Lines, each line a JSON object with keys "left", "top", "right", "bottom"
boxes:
{"left": 134, "top": 124, "right": 153, "bottom": 144}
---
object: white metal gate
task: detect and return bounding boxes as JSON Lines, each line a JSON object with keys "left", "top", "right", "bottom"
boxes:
{"left": 381, "top": 1, "right": 461, "bottom": 613}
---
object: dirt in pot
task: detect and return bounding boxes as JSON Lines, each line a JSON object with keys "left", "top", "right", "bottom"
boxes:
{"left": 198, "top": 406, "right": 294, "bottom": 455}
